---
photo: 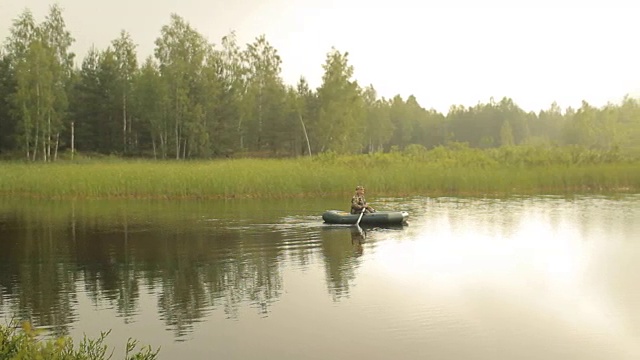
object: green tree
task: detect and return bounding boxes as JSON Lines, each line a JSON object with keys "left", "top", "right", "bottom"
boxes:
{"left": 316, "top": 48, "right": 364, "bottom": 154}
{"left": 597, "top": 103, "right": 620, "bottom": 150}
{"left": 6, "top": 5, "right": 74, "bottom": 161}
{"left": 111, "top": 30, "right": 138, "bottom": 154}
{"left": 0, "top": 50, "right": 17, "bottom": 152}
{"left": 495, "top": 97, "right": 529, "bottom": 145}
{"left": 388, "top": 95, "right": 410, "bottom": 148}
{"left": 294, "top": 77, "right": 315, "bottom": 156}
{"left": 40, "top": 4, "right": 75, "bottom": 160}
{"left": 217, "top": 31, "right": 247, "bottom": 153}
{"left": 70, "top": 46, "right": 127, "bottom": 155}
{"left": 405, "top": 95, "right": 427, "bottom": 146}
{"left": 500, "top": 119, "right": 514, "bottom": 146}
{"left": 563, "top": 101, "right": 597, "bottom": 147}
{"left": 617, "top": 96, "right": 640, "bottom": 154}
{"left": 446, "top": 97, "right": 528, "bottom": 148}
{"left": 241, "top": 35, "right": 287, "bottom": 154}
{"left": 134, "top": 56, "right": 167, "bottom": 158}
{"left": 97, "top": 47, "right": 120, "bottom": 152}
{"left": 154, "top": 14, "right": 210, "bottom": 159}
{"left": 197, "top": 43, "right": 239, "bottom": 157}
{"left": 418, "top": 108, "right": 446, "bottom": 149}
{"left": 534, "top": 101, "right": 565, "bottom": 144}
{"left": 6, "top": 9, "right": 42, "bottom": 159}
{"left": 69, "top": 47, "right": 99, "bottom": 152}
{"left": 362, "top": 85, "right": 393, "bottom": 152}
{"left": 14, "top": 38, "right": 57, "bottom": 161}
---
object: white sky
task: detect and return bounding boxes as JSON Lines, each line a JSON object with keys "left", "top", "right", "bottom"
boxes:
{"left": 1, "top": 0, "right": 639, "bottom": 114}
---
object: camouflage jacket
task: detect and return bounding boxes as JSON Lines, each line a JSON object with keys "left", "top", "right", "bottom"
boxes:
{"left": 351, "top": 194, "right": 367, "bottom": 214}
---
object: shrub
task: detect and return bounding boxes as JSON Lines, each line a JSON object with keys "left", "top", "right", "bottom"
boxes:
{"left": 0, "top": 321, "right": 160, "bottom": 360}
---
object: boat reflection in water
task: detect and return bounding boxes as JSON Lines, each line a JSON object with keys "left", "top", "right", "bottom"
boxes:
{"left": 320, "top": 222, "right": 408, "bottom": 257}
{"left": 318, "top": 222, "right": 408, "bottom": 300}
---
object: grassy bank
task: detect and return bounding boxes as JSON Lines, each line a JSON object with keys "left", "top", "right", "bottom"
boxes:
{"left": 0, "top": 145, "right": 638, "bottom": 199}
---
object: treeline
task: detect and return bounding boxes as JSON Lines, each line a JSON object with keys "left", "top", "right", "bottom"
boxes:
{"left": 2, "top": 5, "right": 640, "bottom": 161}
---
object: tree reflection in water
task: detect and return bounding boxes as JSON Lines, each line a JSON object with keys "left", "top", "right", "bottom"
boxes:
{"left": 0, "top": 210, "right": 79, "bottom": 338}
{"left": 0, "top": 198, "right": 407, "bottom": 338}
{"left": 0, "top": 199, "right": 292, "bottom": 338}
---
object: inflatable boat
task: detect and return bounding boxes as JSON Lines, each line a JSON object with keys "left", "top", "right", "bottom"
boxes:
{"left": 322, "top": 210, "right": 409, "bottom": 225}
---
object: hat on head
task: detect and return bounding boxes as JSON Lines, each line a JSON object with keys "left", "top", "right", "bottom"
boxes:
{"left": 355, "top": 185, "right": 364, "bottom": 190}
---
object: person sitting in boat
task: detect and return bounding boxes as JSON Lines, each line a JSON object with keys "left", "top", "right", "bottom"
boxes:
{"left": 351, "top": 185, "right": 376, "bottom": 214}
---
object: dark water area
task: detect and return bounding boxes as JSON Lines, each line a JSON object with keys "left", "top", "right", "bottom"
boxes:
{"left": 1, "top": 195, "right": 639, "bottom": 359}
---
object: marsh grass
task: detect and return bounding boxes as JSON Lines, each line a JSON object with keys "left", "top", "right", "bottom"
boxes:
{"left": 0, "top": 145, "right": 638, "bottom": 199}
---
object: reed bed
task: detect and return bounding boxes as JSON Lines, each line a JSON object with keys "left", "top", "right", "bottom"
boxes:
{"left": 0, "top": 146, "right": 638, "bottom": 200}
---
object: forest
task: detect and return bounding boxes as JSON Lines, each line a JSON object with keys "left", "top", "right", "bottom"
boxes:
{"left": 1, "top": 4, "right": 640, "bottom": 161}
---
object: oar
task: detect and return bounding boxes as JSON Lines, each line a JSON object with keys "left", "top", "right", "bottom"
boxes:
{"left": 356, "top": 206, "right": 366, "bottom": 226}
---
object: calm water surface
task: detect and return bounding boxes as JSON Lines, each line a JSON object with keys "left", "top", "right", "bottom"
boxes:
{"left": 1, "top": 195, "right": 639, "bottom": 359}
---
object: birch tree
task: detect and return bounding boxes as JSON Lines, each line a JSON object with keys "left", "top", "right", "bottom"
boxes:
{"left": 7, "top": 5, "right": 74, "bottom": 161}
{"left": 6, "top": 9, "right": 40, "bottom": 159}
{"left": 13, "top": 38, "right": 55, "bottom": 160}
{"left": 41, "top": 4, "right": 74, "bottom": 160}
{"left": 218, "top": 32, "right": 247, "bottom": 151}
{"left": 295, "top": 77, "right": 314, "bottom": 156}
{"left": 154, "top": 14, "right": 209, "bottom": 159}
{"left": 134, "top": 56, "right": 167, "bottom": 158}
{"left": 111, "top": 30, "right": 138, "bottom": 154}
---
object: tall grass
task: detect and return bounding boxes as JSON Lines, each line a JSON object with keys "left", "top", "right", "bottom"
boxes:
{"left": 0, "top": 144, "right": 638, "bottom": 199}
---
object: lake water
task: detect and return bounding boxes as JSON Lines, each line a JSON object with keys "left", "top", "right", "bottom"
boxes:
{"left": 1, "top": 195, "right": 639, "bottom": 359}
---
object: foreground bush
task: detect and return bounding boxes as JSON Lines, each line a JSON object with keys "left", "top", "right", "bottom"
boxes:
{"left": 0, "top": 321, "right": 159, "bottom": 360}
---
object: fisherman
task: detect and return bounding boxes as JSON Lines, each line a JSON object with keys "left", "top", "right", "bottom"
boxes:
{"left": 351, "top": 185, "right": 376, "bottom": 214}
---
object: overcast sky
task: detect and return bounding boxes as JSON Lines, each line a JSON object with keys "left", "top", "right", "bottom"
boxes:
{"left": 1, "top": 0, "right": 639, "bottom": 114}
